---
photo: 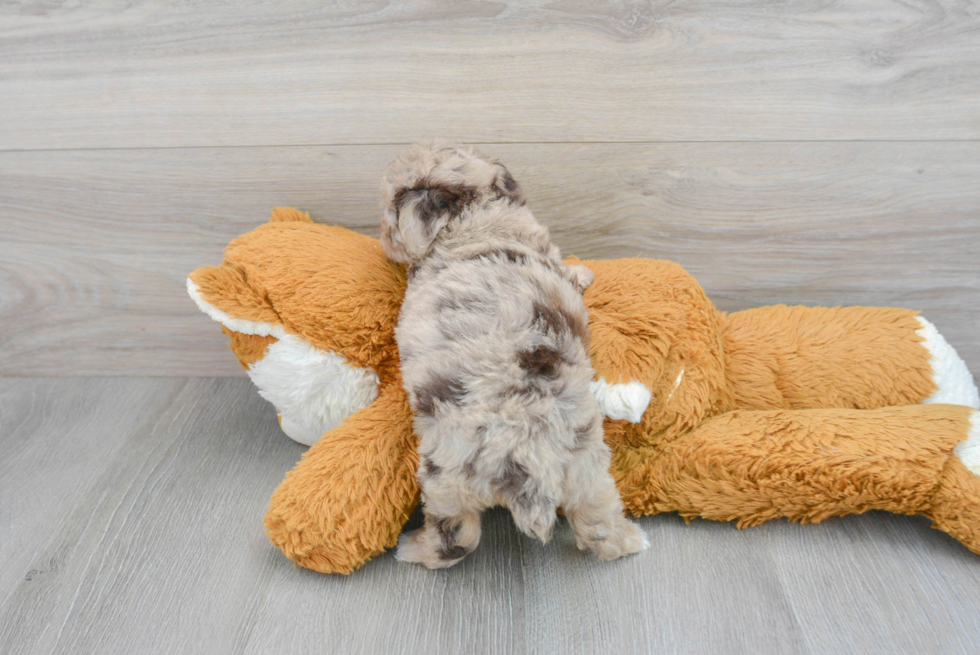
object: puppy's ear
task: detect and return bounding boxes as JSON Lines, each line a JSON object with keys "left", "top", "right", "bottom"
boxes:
{"left": 391, "top": 184, "right": 476, "bottom": 261}
{"left": 492, "top": 166, "right": 525, "bottom": 205}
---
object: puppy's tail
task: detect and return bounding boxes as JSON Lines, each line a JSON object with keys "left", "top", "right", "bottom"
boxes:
{"left": 497, "top": 458, "right": 558, "bottom": 543}
{"left": 509, "top": 500, "right": 558, "bottom": 544}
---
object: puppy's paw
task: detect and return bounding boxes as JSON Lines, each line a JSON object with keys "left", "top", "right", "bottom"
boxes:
{"left": 394, "top": 528, "right": 466, "bottom": 569}
{"left": 394, "top": 529, "right": 426, "bottom": 564}
{"left": 580, "top": 517, "right": 649, "bottom": 562}
{"left": 565, "top": 264, "right": 595, "bottom": 294}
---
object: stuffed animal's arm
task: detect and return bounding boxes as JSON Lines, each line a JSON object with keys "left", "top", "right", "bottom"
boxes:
{"left": 610, "top": 404, "right": 980, "bottom": 554}
{"left": 264, "top": 383, "right": 419, "bottom": 574}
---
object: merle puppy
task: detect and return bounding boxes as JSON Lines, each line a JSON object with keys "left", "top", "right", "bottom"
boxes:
{"left": 380, "top": 142, "right": 647, "bottom": 568}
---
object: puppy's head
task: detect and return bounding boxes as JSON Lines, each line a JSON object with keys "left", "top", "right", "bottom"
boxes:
{"left": 380, "top": 141, "right": 524, "bottom": 264}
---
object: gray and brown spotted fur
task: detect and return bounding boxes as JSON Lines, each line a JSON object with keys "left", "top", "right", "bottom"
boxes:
{"left": 381, "top": 141, "right": 648, "bottom": 569}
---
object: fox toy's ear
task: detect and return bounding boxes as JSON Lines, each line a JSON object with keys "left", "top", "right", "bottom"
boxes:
{"left": 187, "top": 264, "right": 282, "bottom": 333}
{"left": 269, "top": 206, "right": 313, "bottom": 223}
{"left": 381, "top": 183, "right": 476, "bottom": 264}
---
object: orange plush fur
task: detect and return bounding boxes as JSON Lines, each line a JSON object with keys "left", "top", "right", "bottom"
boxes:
{"left": 189, "top": 208, "right": 980, "bottom": 573}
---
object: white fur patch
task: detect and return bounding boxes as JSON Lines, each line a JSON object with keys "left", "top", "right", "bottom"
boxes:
{"left": 187, "top": 277, "right": 380, "bottom": 446}
{"left": 248, "top": 334, "right": 379, "bottom": 446}
{"left": 916, "top": 316, "right": 979, "bottom": 409}
{"left": 590, "top": 378, "right": 653, "bottom": 423}
{"left": 954, "top": 411, "right": 980, "bottom": 476}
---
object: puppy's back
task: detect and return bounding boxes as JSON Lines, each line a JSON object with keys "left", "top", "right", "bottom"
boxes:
{"left": 399, "top": 249, "right": 600, "bottom": 540}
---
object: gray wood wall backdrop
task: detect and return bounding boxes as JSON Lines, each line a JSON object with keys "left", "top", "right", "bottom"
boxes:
{"left": 1, "top": 0, "right": 978, "bottom": 376}
{"left": 3, "top": 3, "right": 980, "bottom": 655}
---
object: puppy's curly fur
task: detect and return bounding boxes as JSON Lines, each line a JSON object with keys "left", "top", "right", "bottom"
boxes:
{"left": 381, "top": 142, "right": 647, "bottom": 568}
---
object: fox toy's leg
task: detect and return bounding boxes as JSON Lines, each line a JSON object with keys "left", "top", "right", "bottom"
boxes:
{"left": 610, "top": 404, "right": 980, "bottom": 554}
{"left": 928, "top": 413, "right": 980, "bottom": 553}
{"left": 264, "top": 384, "right": 419, "bottom": 574}
{"left": 722, "top": 306, "right": 978, "bottom": 411}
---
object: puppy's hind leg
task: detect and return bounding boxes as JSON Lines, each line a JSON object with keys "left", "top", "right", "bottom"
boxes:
{"left": 562, "top": 436, "right": 648, "bottom": 561}
{"left": 395, "top": 475, "right": 482, "bottom": 569}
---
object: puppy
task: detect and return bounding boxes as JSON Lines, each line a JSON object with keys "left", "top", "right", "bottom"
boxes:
{"left": 381, "top": 142, "right": 647, "bottom": 568}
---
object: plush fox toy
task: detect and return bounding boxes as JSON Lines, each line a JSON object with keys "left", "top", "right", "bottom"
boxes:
{"left": 188, "top": 207, "right": 980, "bottom": 574}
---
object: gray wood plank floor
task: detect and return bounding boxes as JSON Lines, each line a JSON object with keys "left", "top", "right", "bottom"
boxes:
{"left": 2, "top": 377, "right": 980, "bottom": 655}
